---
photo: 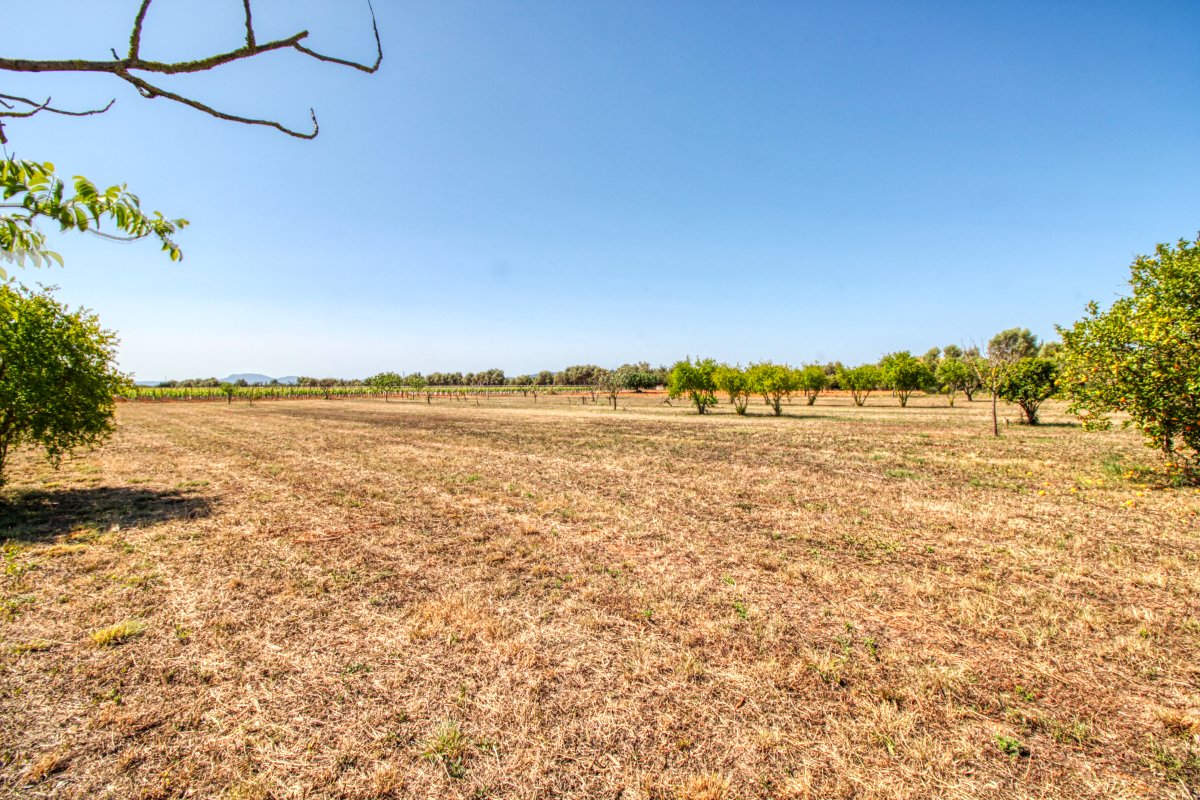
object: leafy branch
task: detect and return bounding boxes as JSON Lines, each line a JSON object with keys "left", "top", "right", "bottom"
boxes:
{"left": 0, "top": 159, "right": 187, "bottom": 280}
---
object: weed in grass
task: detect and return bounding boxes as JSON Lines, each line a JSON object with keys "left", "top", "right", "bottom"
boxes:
{"left": 863, "top": 637, "right": 879, "bottom": 660}
{"left": 423, "top": 721, "right": 469, "bottom": 779}
{"left": 1, "top": 594, "right": 36, "bottom": 620}
{"left": 995, "top": 735, "right": 1030, "bottom": 758}
{"left": 2, "top": 548, "right": 37, "bottom": 578}
{"left": 732, "top": 600, "right": 749, "bottom": 620}
{"left": 1144, "top": 736, "right": 1200, "bottom": 785}
{"left": 90, "top": 620, "right": 146, "bottom": 647}
{"left": 1048, "top": 719, "right": 1092, "bottom": 745}
{"left": 993, "top": 734, "right": 1032, "bottom": 762}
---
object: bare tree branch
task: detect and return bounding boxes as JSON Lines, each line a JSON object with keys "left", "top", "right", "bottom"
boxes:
{"left": 0, "top": 1, "right": 381, "bottom": 141}
{"left": 0, "top": 95, "right": 116, "bottom": 145}
{"left": 0, "top": 94, "right": 115, "bottom": 118}
{"left": 243, "top": 0, "right": 256, "bottom": 48}
{"left": 128, "top": 0, "right": 154, "bottom": 61}
{"left": 116, "top": 70, "right": 318, "bottom": 139}
{"left": 296, "top": 1, "right": 383, "bottom": 74}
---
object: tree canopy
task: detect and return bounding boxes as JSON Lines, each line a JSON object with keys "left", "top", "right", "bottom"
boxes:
{"left": 713, "top": 365, "right": 751, "bottom": 415}
{"left": 667, "top": 358, "right": 718, "bottom": 414}
{"left": 879, "top": 351, "right": 935, "bottom": 407}
{"left": 1059, "top": 236, "right": 1200, "bottom": 474}
{"left": 745, "top": 362, "right": 797, "bottom": 416}
{"left": 997, "top": 358, "right": 1058, "bottom": 425}
{"left": 839, "top": 364, "right": 881, "bottom": 407}
{"left": 0, "top": 284, "right": 128, "bottom": 485}
{"left": 795, "top": 365, "right": 828, "bottom": 406}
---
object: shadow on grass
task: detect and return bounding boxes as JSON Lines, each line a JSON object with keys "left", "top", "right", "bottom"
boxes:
{"left": 0, "top": 486, "right": 213, "bottom": 542}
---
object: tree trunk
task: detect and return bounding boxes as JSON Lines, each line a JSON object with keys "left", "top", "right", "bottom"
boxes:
{"left": 991, "top": 392, "right": 999, "bottom": 437}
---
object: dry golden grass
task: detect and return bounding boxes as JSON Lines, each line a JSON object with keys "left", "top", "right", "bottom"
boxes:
{"left": 1, "top": 392, "right": 1198, "bottom": 798}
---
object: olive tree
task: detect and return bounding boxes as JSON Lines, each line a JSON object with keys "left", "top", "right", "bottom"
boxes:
{"left": 712, "top": 365, "right": 751, "bottom": 415}
{"left": 0, "top": 284, "right": 127, "bottom": 486}
{"left": 1059, "top": 236, "right": 1200, "bottom": 474}
{"left": 796, "top": 365, "right": 828, "bottom": 406}
{"left": 615, "top": 364, "right": 658, "bottom": 392}
{"left": 597, "top": 368, "right": 622, "bottom": 409}
{"left": 667, "top": 358, "right": 718, "bottom": 414}
{"left": 988, "top": 328, "right": 1039, "bottom": 362}
{"left": 879, "top": 351, "right": 935, "bottom": 407}
{"left": 745, "top": 362, "right": 797, "bottom": 416}
{"left": 972, "top": 329, "right": 1042, "bottom": 436}
{"left": 996, "top": 358, "right": 1058, "bottom": 425}
{"left": 839, "top": 365, "right": 880, "bottom": 407}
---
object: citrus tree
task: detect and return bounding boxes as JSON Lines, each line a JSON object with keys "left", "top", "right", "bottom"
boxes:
{"left": 996, "top": 358, "right": 1058, "bottom": 425}
{"left": 667, "top": 358, "right": 718, "bottom": 414}
{"left": 0, "top": 284, "right": 128, "bottom": 486}
{"left": 935, "top": 356, "right": 973, "bottom": 407}
{"left": 839, "top": 365, "right": 881, "bottom": 407}
{"left": 796, "top": 365, "right": 828, "bottom": 406}
{"left": 745, "top": 362, "right": 797, "bottom": 416}
{"left": 879, "top": 351, "right": 935, "bottom": 407}
{"left": 1059, "top": 236, "right": 1200, "bottom": 474}
{"left": 712, "top": 365, "right": 751, "bottom": 415}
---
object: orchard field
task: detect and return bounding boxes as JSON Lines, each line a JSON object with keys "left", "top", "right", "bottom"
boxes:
{"left": 1, "top": 393, "right": 1198, "bottom": 799}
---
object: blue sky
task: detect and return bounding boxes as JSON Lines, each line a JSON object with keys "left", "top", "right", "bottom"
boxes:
{"left": 5, "top": 0, "right": 1198, "bottom": 380}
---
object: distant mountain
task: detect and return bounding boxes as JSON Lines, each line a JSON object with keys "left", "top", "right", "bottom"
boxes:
{"left": 276, "top": 376, "right": 300, "bottom": 385}
{"left": 221, "top": 373, "right": 274, "bottom": 385}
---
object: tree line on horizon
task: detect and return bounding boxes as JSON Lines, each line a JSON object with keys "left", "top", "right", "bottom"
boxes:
{"left": 665, "top": 328, "right": 1061, "bottom": 427}
{"left": 152, "top": 331, "right": 1059, "bottom": 421}
{"left": 2, "top": 236, "right": 1195, "bottom": 486}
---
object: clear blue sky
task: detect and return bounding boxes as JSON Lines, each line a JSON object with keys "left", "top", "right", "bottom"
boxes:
{"left": 5, "top": 0, "right": 1199, "bottom": 381}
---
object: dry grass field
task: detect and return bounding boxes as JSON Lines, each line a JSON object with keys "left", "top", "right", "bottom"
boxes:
{"left": 1, "top": 393, "right": 1198, "bottom": 799}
